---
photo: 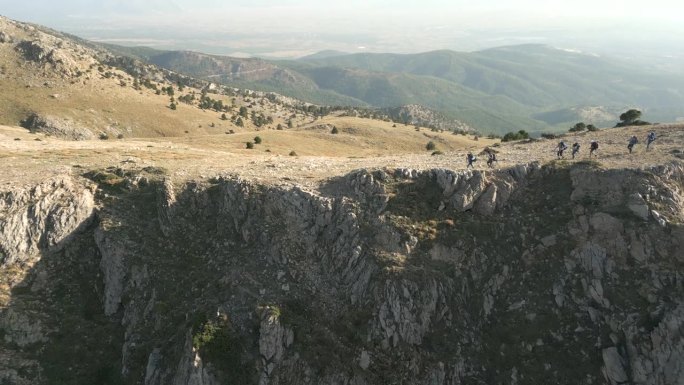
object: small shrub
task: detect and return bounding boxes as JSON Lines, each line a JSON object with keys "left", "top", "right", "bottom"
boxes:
{"left": 254, "top": 136, "right": 262, "bottom": 144}
{"left": 246, "top": 142, "right": 254, "bottom": 149}
{"left": 502, "top": 130, "right": 529, "bottom": 142}
{"left": 426, "top": 141, "right": 437, "bottom": 151}
{"left": 99, "top": 133, "right": 109, "bottom": 140}
{"left": 569, "top": 122, "right": 586, "bottom": 132}
{"left": 289, "top": 150, "right": 297, "bottom": 156}
{"left": 587, "top": 124, "right": 599, "bottom": 132}
{"left": 192, "top": 317, "right": 251, "bottom": 381}
{"left": 331, "top": 126, "right": 339, "bottom": 134}
{"left": 431, "top": 150, "right": 444, "bottom": 156}
{"left": 169, "top": 102, "right": 176, "bottom": 110}
{"left": 13, "top": 138, "right": 20, "bottom": 141}
{"left": 541, "top": 133, "right": 558, "bottom": 139}
{"left": 116, "top": 133, "right": 124, "bottom": 139}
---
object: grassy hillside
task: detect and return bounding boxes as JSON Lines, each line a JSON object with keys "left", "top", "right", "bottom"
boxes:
{"left": 131, "top": 44, "right": 684, "bottom": 134}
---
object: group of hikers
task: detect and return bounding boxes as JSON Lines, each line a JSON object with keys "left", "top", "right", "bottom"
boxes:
{"left": 466, "top": 131, "right": 657, "bottom": 168}
{"left": 628, "top": 131, "right": 657, "bottom": 153}
{"left": 555, "top": 140, "right": 600, "bottom": 159}
{"left": 555, "top": 131, "right": 656, "bottom": 160}
{"left": 466, "top": 151, "right": 497, "bottom": 169}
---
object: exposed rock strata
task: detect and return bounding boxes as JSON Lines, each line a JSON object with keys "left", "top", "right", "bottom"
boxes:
{"left": 1, "top": 163, "right": 683, "bottom": 385}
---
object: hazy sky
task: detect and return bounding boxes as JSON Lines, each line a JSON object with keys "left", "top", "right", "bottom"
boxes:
{"left": 1, "top": 0, "right": 683, "bottom": 58}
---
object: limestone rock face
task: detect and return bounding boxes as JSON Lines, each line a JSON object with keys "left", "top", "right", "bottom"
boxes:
{"left": 13, "top": 31, "right": 96, "bottom": 77}
{"left": 171, "top": 332, "right": 220, "bottom": 385}
{"left": 0, "top": 308, "right": 47, "bottom": 347}
{"left": 258, "top": 307, "right": 293, "bottom": 385}
{"left": 1, "top": 163, "right": 683, "bottom": 385}
{"left": 94, "top": 227, "right": 128, "bottom": 316}
{"left": 0, "top": 175, "right": 95, "bottom": 266}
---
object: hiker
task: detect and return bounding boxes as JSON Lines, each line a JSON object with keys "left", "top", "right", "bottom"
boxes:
{"left": 466, "top": 152, "right": 476, "bottom": 168}
{"left": 589, "top": 140, "right": 599, "bottom": 157}
{"left": 486, "top": 151, "right": 497, "bottom": 168}
{"left": 556, "top": 141, "right": 568, "bottom": 159}
{"left": 628, "top": 135, "right": 638, "bottom": 153}
{"left": 647, "top": 131, "right": 656, "bottom": 149}
{"left": 571, "top": 142, "right": 580, "bottom": 159}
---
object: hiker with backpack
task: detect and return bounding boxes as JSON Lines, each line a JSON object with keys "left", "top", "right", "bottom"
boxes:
{"left": 556, "top": 141, "right": 568, "bottom": 159}
{"left": 589, "top": 140, "right": 599, "bottom": 157}
{"left": 571, "top": 142, "right": 580, "bottom": 159}
{"left": 466, "top": 152, "right": 477, "bottom": 169}
{"left": 628, "top": 135, "right": 638, "bottom": 153}
{"left": 647, "top": 132, "right": 656, "bottom": 149}
{"left": 486, "top": 151, "right": 497, "bottom": 168}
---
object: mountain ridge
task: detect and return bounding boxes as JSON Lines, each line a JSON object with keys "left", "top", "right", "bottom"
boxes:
{"left": 112, "top": 44, "right": 684, "bottom": 134}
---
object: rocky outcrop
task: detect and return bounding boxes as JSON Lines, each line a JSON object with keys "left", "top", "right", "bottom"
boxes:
{"left": 12, "top": 23, "right": 99, "bottom": 77}
{"left": 171, "top": 333, "right": 220, "bottom": 385}
{"left": 94, "top": 227, "right": 128, "bottom": 316}
{"left": 0, "top": 31, "right": 12, "bottom": 44}
{"left": 1, "top": 163, "right": 683, "bottom": 385}
{"left": 0, "top": 175, "right": 95, "bottom": 266}
{"left": 0, "top": 307, "right": 47, "bottom": 347}
{"left": 258, "top": 307, "right": 294, "bottom": 385}
{"left": 383, "top": 104, "right": 473, "bottom": 132}
{"left": 20, "top": 113, "right": 95, "bottom": 140}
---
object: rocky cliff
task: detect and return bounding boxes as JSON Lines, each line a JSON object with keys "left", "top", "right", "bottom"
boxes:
{"left": 1, "top": 161, "right": 683, "bottom": 385}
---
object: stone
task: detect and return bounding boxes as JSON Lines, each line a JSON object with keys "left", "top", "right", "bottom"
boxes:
{"left": 0, "top": 31, "right": 12, "bottom": 43}
{"left": 359, "top": 350, "right": 371, "bottom": 370}
{"left": 629, "top": 204, "right": 649, "bottom": 220}
{"left": 19, "top": 113, "right": 95, "bottom": 140}
{"left": 651, "top": 210, "right": 667, "bottom": 227}
{"left": 602, "top": 347, "right": 628, "bottom": 384}
{"left": 590, "top": 213, "right": 624, "bottom": 234}
{"left": 541, "top": 234, "right": 557, "bottom": 247}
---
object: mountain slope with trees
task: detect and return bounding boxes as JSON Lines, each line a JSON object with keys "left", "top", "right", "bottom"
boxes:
{"left": 128, "top": 45, "right": 684, "bottom": 134}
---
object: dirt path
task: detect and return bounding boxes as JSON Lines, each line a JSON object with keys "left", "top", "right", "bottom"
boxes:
{"left": 1, "top": 123, "right": 682, "bottom": 189}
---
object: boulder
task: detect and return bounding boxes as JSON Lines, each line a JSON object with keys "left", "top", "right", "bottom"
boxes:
{"left": 20, "top": 113, "right": 95, "bottom": 140}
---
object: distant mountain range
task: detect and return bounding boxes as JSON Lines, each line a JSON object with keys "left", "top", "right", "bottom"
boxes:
{"left": 107, "top": 44, "right": 684, "bottom": 134}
